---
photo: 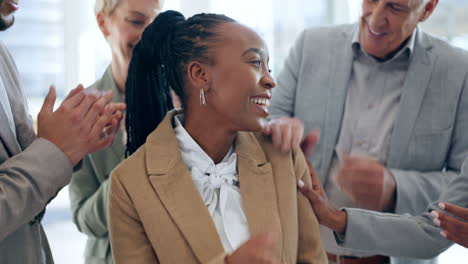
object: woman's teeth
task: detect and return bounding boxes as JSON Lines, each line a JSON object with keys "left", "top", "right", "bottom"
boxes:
{"left": 250, "top": 97, "right": 270, "bottom": 107}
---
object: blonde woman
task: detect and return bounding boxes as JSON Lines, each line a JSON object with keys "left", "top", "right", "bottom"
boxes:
{"left": 69, "top": 0, "right": 163, "bottom": 263}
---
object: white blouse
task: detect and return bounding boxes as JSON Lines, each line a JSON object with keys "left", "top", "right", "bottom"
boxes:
{"left": 173, "top": 115, "right": 250, "bottom": 253}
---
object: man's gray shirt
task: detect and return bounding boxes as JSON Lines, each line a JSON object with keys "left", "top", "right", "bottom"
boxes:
{"left": 323, "top": 28, "right": 416, "bottom": 257}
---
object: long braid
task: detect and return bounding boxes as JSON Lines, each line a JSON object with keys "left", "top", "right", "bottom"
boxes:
{"left": 125, "top": 10, "right": 236, "bottom": 156}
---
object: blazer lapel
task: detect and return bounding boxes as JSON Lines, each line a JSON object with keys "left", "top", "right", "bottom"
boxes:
{"left": 149, "top": 167, "right": 225, "bottom": 262}
{"left": 0, "top": 67, "right": 21, "bottom": 155}
{"left": 387, "top": 31, "right": 435, "bottom": 168}
{"left": 0, "top": 105, "right": 20, "bottom": 156}
{"left": 321, "top": 27, "right": 355, "bottom": 185}
{"left": 236, "top": 132, "right": 282, "bottom": 250}
{"left": 146, "top": 111, "right": 224, "bottom": 262}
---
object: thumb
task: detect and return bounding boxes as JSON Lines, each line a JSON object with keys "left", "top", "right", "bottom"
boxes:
{"left": 300, "top": 130, "right": 320, "bottom": 158}
{"left": 40, "top": 85, "right": 57, "bottom": 114}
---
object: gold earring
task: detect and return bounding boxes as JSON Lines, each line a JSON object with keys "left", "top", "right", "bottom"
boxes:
{"left": 200, "top": 89, "right": 206, "bottom": 106}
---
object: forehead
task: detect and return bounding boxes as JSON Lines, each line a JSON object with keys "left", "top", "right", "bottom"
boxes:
{"left": 117, "top": 0, "right": 161, "bottom": 14}
{"left": 216, "top": 23, "right": 267, "bottom": 54}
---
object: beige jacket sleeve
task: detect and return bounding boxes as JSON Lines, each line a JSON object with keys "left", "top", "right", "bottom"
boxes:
{"left": 293, "top": 147, "right": 328, "bottom": 264}
{"left": 109, "top": 171, "right": 159, "bottom": 264}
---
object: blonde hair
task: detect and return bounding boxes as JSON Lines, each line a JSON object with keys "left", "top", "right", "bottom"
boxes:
{"left": 95, "top": 0, "right": 121, "bottom": 15}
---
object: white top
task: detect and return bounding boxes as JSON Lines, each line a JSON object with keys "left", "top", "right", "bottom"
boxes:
{"left": 0, "top": 74, "right": 16, "bottom": 138}
{"left": 173, "top": 114, "right": 250, "bottom": 253}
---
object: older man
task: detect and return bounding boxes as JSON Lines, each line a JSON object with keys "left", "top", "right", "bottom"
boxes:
{"left": 269, "top": 0, "right": 468, "bottom": 263}
{"left": 0, "top": 0, "right": 124, "bottom": 263}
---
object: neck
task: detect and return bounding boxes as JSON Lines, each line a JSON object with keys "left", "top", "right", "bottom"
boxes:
{"left": 184, "top": 110, "right": 235, "bottom": 164}
{"left": 111, "top": 56, "right": 128, "bottom": 94}
{"left": 371, "top": 34, "right": 412, "bottom": 62}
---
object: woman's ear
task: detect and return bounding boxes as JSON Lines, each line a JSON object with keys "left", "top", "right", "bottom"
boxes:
{"left": 96, "top": 12, "right": 110, "bottom": 38}
{"left": 186, "top": 61, "right": 211, "bottom": 92}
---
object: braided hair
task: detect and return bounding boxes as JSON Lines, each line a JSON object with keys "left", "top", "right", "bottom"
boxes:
{"left": 125, "top": 10, "right": 236, "bottom": 156}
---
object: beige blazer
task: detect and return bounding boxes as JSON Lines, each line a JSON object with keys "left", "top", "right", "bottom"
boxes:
{"left": 109, "top": 110, "right": 327, "bottom": 264}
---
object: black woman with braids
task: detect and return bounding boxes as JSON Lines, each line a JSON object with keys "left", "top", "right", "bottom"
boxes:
{"left": 108, "top": 10, "right": 327, "bottom": 264}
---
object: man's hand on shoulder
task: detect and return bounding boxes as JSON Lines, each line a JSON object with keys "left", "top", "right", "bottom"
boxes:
{"left": 262, "top": 117, "right": 304, "bottom": 153}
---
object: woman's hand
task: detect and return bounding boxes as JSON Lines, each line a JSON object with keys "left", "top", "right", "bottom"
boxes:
{"left": 297, "top": 132, "right": 347, "bottom": 233}
{"left": 432, "top": 202, "right": 468, "bottom": 248}
{"left": 226, "top": 233, "right": 280, "bottom": 264}
{"left": 298, "top": 160, "right": 347, "bottom": 233}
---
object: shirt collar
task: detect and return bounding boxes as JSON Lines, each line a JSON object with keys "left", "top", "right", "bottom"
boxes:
{"left": 351, "top": 24, "right": 417, "bottom": 61}
{"left": 173, "top": 114, "right": 235, "bottom": 172}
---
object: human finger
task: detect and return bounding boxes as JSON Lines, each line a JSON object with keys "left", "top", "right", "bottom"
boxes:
{"left": 280, "top": 124, "right": 292, "bottom": 153}
{"left": 39, "top": 85, "right": 57, "bottom": 115}
{"left": 439, "top": 202, "right": 468, "bottom": 220}
{"left": 271, "top": 122, "right": 283, "bottom": 150}
{"left": 300, "top": 130, "right": 320, "bottom": 158}
{"left": 82, "top": 91, "right": 113, "bottom": 132}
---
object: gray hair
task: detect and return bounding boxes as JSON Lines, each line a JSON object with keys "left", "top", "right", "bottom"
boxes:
{"left": 95, "top": 0, "right": 121, "bottom": 15}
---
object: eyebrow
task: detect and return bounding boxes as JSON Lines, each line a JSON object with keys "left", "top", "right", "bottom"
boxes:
{"left": 242, "top": 48, "right": 266, "bottom": 58}
{"left": 127, "top": 11, "right": 148, "bottom": 18}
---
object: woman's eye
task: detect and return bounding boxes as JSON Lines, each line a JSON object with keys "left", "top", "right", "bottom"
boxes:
{"left": 251, "top": 60, "right": 262, "bottom": 66}
{"left": 126, "top": 19, "right": 145, "bottom": 26}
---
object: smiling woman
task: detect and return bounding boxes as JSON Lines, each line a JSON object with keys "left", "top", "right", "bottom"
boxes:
{"left": 108, "top": 10, "right": 327, "bottom": 264}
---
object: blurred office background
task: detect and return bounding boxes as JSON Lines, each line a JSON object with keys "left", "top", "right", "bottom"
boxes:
{"left": 1, "top": 0, "right": 468, "bottom": 263}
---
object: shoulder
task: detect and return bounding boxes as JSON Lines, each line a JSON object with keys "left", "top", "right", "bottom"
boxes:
{"left": 0, "top": 41, "right": 20, "bottom": 81}
{"left": 421, "top": 31, "right": 468, "bottom": 70}
{"left": 86, "top": 66, "right": 114, "bottom": 92}
{"left": 302, "top": 23, "right": 355, "bottom": 39}
{"left": 111, "top": 145, "right": 147, "bottom": 186}
{"left": 0, "top": 41, "right": 13, "bottom": 62}
{"left": 287, "top": 24, "right": 355, "bottom": 66}
{"left": 298, "top": 23, "right": 355, "bottom": 47}
{"left": 252, "top": 133, "right": 307, "bottom": 181}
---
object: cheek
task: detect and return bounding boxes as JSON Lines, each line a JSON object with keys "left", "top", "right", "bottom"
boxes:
{"left": 125, "top": 27, "right": 144, "bottom": 43}
{"left": 118, "top": 29, "right": 134, "bottom": 45}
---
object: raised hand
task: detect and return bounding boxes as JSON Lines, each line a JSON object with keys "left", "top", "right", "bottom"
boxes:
{"left": 335, "top": 155, "right": 396, "bottom": 211}
{"left": 37, "top": 85, "right": 125, "bottom": 165}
